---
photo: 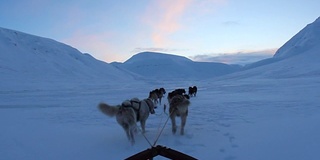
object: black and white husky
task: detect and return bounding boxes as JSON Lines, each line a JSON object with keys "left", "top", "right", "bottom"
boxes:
{"left": 98, "top": 98, "right": 155, "bottom": 145}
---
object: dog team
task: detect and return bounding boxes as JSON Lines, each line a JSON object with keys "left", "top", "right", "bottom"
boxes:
{"left": 98, "top": 86, "right": 197, "bottom": 145}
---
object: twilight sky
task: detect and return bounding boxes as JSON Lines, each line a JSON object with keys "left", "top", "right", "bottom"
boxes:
{"left": 1, "top": 0, "right": 319, "bottom": 64}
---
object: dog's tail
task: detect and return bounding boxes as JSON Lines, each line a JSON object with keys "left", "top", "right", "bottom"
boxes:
{"left": 98, "top": 103, "right": 119, "bottom": 117}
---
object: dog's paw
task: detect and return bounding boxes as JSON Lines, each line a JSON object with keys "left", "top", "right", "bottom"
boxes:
{"left": 180, "top": 130, "right": 184, "bottom": 135}
{"left": 172, "top": 126, "right": 177, "bottom": 134}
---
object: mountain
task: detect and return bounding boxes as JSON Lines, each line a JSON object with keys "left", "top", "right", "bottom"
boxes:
{"left": 0, "top": 27, "right": 138, "bottom": 90}
{"left": 1, "top": 16, "right": 319, "bottom": 90}
{"left": 222, "top": 17, "right": 320, "bottom": 79}
{"left": 273, "top": 17, "right": 320, "bottom": 59}
{"left": 111, "top": 52, "right": 241, "bottom": 80}
{"left": 246, "top": 17, "right": 320, "bottom": 69}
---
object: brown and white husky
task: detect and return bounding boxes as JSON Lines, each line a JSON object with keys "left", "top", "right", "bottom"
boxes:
{"left": 168, "top": 94, "right": 190, "bottom": 135}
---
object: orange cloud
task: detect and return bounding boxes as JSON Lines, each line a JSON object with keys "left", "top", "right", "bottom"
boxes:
{"left": 143, "top": 0, "right": 192, "bottom": 47}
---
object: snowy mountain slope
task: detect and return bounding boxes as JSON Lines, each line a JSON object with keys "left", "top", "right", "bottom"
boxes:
{"left": 0, "top": 27, "right": 140, "bottom": 90}
{"left": 220, "top": 49, "right": 320, "bottom": 80}
{"left": 124, "top": 51, "right": 192, "bottom": 64}
{"left": 274, "top": 17, "right": 320, "bottom": 59}
{"left": 243, "top": 17, "right": 320, "bottom": 71}
{"left": 225, "top": 17, "right": 320, "bottom": 79}
{"left": 112, "top": 52, "right": 241, "bottom": 80}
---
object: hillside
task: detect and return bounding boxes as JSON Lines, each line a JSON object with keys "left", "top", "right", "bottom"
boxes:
{"left": 274, "top": 17, "right": 320, "bottom": 59}
{"left": 112, "top": 52, "right": 241, "bottom": 80}
{"left": 1, "top": 16, "right": 319, "bottom": 90}
{"left": 222, "top": 17, "right": 320, "bottom": 79}
{"left": 0, "top": 27, "right": 139, "bottom": 90}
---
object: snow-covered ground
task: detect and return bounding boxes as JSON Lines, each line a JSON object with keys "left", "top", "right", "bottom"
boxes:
{"left": 1, "top": 76, "right": 320, "bottom": 160}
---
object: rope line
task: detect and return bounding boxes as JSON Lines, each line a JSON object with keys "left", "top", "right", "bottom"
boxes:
{"left": 137, "top": 103, "right": 166, "bottom": 147}
{"left": 136, "top": 125, "right": 153, "bottom": 147}
{"left": 152, "top": 113, "right": 171, "bottom": 146}
{"left": 152, "top": 104, "right": 175, "bottom": 146}
{"left": 155, "top": 107, "right": 165, "bottom": 136}
{"left": 138, "top": 103, "right": 174, "bottom": 147}
{"left": 142, "top": 132, "right": 153, "bottom": 147}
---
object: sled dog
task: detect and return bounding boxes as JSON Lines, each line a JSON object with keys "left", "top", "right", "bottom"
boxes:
{"left": 98, "top": 98, "right": 155, "bottom": 145}
{"left": 149, "top": 87, "right": 166, "bottom": 105}
{"left": 168, "top": 94, "right": 190, "bottom": 135}
{"left": 167, "top": 88, "right": 186, "bottom": 103}
{"left": 188, "top": 86, "right": 197, "bottom": 97}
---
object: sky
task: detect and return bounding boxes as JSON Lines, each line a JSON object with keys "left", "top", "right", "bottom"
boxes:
{"left": 0, "top": 0, "right": 319, "bottom": 64}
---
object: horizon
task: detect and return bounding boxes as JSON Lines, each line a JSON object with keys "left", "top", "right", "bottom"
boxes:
{"left": 0, "top": 0, "right": 319, "bottom": 64}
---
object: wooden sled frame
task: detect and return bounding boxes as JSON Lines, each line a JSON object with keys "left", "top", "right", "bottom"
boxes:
{"left": 125, "top": 145, "right": 197, "bottom": 160}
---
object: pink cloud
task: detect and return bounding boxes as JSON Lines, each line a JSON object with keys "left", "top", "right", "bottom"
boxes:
{"left": 62, "top": 31, "right": 126, "bottom": 63}
{"left": 143, "top": 0, "right": 228, "bottom": 47}
{"left": 143, "top": 0, "right": 192, "bottom": 47}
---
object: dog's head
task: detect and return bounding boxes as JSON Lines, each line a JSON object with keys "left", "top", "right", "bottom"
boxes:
{"left": 160, "top": 87, "right": 166, "bottom": 94}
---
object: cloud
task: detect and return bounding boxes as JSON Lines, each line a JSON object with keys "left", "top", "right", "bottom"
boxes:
{"left": 141, "top": 0, "right": 228, "bottom": 49}
{"left": 132, "top": 47, "right": 190, "bottom": 53}
{"left": 142, "top": 0, "right": 192, "bottom": 47}
{"left": 62, "top": 31, "right": 126, "bottom": 63}
{"left": 190, "top": 49, "right": 277, "bottom": 65}
{"left": 222, "top": 21, "right": 240, "bottom": 26}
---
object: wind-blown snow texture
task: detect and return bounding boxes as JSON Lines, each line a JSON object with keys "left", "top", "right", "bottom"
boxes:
{"left": 1, "top": 17, "right": 320, "bottom": 160}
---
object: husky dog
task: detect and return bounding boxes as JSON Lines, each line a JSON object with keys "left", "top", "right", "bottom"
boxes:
{"left": 188, "top": 86, "right": 198, "bottom": 97}
{"left": 157, "top": 87, "right": 166, "bottom": 104}
{"left": 167, "top": 88, "right": 187, "bottom": 104}
{"left": 98, "top": 98, "right": 155, "bottom": 145}
{"left": 149, "top": 91, "right": 159, "bottom": 105}
{"left": 168, "top": 94, "right": 190, "bottom": 135}
{"left": 149, "top": 87, "right": 166, "bottom": 105}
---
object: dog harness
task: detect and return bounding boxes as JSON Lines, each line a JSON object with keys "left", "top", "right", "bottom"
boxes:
{"left": 130, "top": 99, "right": 141, "bottom": 121}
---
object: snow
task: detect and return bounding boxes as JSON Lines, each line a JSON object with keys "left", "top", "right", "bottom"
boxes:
{"left": 0, "top": 27, "right": 142, "bottom": 91}
{"left": 273, "top": 17, "right": 320, "bottom": 59}
{"left": 1, "top": 17, "right": 320, "bottom": 160}
{"left": 112, "top": 52, "right": 241, "bottom": 80}
{"left": 1, "top": 77, "right": 320, "bottom": 160}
